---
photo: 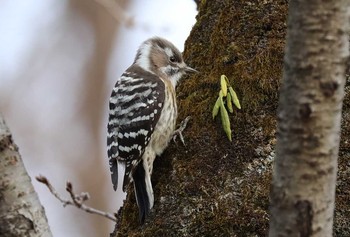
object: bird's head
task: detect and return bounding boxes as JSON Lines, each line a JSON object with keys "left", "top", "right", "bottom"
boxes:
{"left": 134, "top": 37, "right": 197, "bottom": 88}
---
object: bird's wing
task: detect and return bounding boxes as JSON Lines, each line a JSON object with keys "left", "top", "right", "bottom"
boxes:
{"left": 107, "top": 65, "right": 165, "bottom": 191}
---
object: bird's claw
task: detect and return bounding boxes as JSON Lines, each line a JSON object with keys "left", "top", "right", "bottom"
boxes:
{"left": 173, "top": 116, "right": 191, "bottom": 146}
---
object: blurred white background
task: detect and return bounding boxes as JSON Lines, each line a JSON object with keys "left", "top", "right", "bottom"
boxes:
{"left": 0, "top": 0, "right": 197, "bottom": 236}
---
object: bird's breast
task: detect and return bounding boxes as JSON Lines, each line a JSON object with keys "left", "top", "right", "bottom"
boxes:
{"left": 149, "top": 79, "right": 177, "bottom": 156}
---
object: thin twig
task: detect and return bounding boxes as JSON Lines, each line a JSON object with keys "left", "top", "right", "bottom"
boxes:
{"left": 36, "top": 175, "right": 117, "bottom": 222}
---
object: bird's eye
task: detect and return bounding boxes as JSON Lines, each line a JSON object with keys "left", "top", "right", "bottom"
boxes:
{"left": 169, "top": 56, "right": 176, "bottom": 63}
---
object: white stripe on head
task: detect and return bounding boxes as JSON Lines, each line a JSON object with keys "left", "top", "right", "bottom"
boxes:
{"left": 136, "top": 42, "right": 152, "bottom": 71}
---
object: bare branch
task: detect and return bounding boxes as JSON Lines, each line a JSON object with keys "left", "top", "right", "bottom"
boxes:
{"left": 36, "top": 175, "right": 117, "bottom": 222}
{"left": 36, "top": 175, "right": 71, "bottom": 207}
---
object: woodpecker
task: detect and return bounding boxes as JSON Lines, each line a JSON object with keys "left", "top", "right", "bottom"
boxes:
{"left": 107, "top": 37, "right": 196, "bottom": 224}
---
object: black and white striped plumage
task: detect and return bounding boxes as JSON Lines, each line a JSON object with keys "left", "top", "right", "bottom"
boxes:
{"left": 107, "top": 37, "right": 196, "bottom": 224}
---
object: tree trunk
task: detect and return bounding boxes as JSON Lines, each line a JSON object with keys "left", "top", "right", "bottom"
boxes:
{"left": 114, "top": 1, "right": 350, "bottom": 236}
{"left": 269, "top": 1, "right": 349, "bottom": 237}
{"left": 0, "top": 116, "right": 52, "bottom": 237}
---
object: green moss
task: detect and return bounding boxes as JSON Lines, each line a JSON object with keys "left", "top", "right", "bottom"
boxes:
{"left": 114, "top": 0, "right": 349, "bottom": 236}
{"left": 115, "top": 1, "right": 287, "bottom": 236}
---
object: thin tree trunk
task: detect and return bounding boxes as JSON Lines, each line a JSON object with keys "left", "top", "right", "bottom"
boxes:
{"left": 269, "top": 1, "right": 349, "bottom": 236}
{"left": 0, "top": 115, "right": 52, "bottom": 237}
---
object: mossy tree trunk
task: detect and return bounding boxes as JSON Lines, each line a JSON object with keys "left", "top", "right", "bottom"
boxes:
{"left": 114, "top": 1, "right": 350, "bottom": 236}
{"left": 0, "top": 115, "right": 52, "bottom": 237}
{"left": 269, "top": 1, "right": 349, "bottom": 236}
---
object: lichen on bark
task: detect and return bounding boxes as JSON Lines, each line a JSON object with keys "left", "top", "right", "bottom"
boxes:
{"left": 0, "top": 116, "right": 52, "bottom": 237}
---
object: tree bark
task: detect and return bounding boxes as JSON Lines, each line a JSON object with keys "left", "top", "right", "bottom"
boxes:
{"left": 0, "top": 116, "right": 52, "bottom": 237}
{"left": 114, "top": 1, "right": 350, "bottom": 236}
{"left": 114, "top": 1, "right": 288, "bottom": 236}
{"left": 269, "top": 1, "right": 349, "bottom": 237}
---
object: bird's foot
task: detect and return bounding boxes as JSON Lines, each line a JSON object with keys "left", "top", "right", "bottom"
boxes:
{"left": 172, "top": 116, "right": 191, "bottom": 146}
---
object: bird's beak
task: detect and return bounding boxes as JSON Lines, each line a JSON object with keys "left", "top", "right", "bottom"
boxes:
{"left": 184, "top": 65, "right": 199, "bottom": 74}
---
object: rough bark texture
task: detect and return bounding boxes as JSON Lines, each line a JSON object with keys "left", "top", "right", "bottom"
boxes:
{"left": 114, "top": 1, "right": 350, "bottom": 236}
{"left": 269, "top": 1, "right": 349, "bottom": 237}
{"left": 0, "top": 116, "right": 52, "bottom": 237}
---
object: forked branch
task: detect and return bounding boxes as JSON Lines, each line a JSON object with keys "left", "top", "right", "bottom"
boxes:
{"left": 36, "top": 175, "right": 118, "bottom": 222}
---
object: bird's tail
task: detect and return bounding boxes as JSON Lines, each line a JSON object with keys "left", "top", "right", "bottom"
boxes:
{"left": 133, "top": 162, "right": 154, "bottom": 224}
